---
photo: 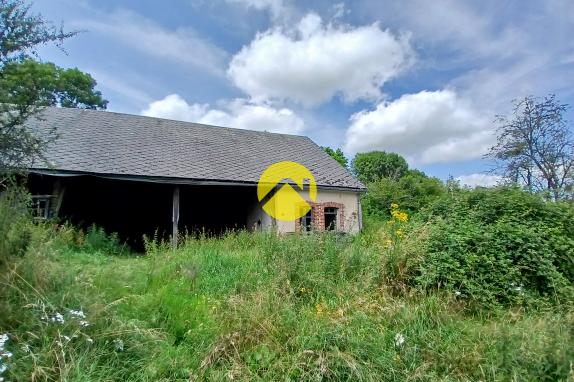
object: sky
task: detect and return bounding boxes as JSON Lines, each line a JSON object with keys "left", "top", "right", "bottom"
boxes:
{"left": 32, "top": 0, "right": 574, "bottom": 186}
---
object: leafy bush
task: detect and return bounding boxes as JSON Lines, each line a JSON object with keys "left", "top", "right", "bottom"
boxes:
{"left": 362, "top": 170, "right": 445, "bottom": 218}
{"left": 0, "top": 185, "right": 32, "bottom": 266}
{"left": 416, "top": 187, "right": 574, "bottom": 308}
{"left": 84, "top": 224, "right": 126, "bottom": 255}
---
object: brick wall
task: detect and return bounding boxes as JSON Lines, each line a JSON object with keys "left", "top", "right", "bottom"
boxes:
{"left": 295, "top": 201, "right": 345, "bottom": 232}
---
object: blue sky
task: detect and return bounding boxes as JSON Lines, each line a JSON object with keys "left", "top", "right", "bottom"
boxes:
{"left": 33, "top": 0, "right": 574, "bottom": 185}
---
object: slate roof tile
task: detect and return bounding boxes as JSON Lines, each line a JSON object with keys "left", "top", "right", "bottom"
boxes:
{"left": 26, "top": 107, "right": 365, "bottom": 190}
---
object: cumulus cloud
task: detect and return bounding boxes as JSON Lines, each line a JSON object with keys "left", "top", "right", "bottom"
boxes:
{"left": 227, "top": 13, "right": 414, "bottom": 105}
{"left": 141, "top": 94, "right": 304, "bottom": 134}
{"left": 78, "top": 10, "right": 228, "bottom": 77}
{"left": 456, "top": 173, "right": 502, "bottom": 188}
{"left": 344, "top": 90, "right": 493, "bottom": 164}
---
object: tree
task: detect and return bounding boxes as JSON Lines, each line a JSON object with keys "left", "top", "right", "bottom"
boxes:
{"left": 0, "top": 60, "right": 107, "bottom": 109}
{"left": 0, "top": 0, "right": 77, "bottom": 172}
{"left": 487, "top": 95, "right": 573, "bottom": 200}
{"left": 323, "top": 147, "right": 348, "bottom": 168}
{"left": 362, "top": 169, "right": 445, "bottom": 217}
{"left": 351, "top": 151, "right": 409, "bottom": 184}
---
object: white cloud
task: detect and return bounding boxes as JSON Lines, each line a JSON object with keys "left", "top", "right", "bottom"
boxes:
{"left": 78, "top": 9, "right": 228, "bottom": 77}
{"left": 141, "top": 94, "right": 304, "bottom": 134}
{"left": 456, "top": 173, "right": 502, "bottom": 188}
{"left": 344, "top": 90, "right": 494, "bottom": 164}
{"left": 227, "top": 13, "right": 414, "bottom": 105}
{"left": 226, "top": 0, "right": 287, "bottom": 20}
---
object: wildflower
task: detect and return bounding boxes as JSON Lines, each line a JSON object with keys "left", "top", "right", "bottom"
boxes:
{"left": 113, "top": 338, "right": 124, "bottom": 352}
{"left": 0, "top": 334, "right": 7, "bottom": 351}
{"left": 390, "top": 203, "right": 399, "bottom": 210}
{"left": 86, "top": 337, "right": 94, "bottom": 344}
{"left": 68, "top": 309, "right": 86, "bottom": 319}
{"left": 384, "top": 239, "right": 393, "bottom": 248}
{"left": 394, "top": 333, "right": 405, "bottom": 347}
{"left": 79, "top": 320, "right": 90, "bottom": 328}
{"left": 395, "top": 229, "right": 404, "bottom": 237}
{"left": 50, "top": 313, "right": 65, "bottom": 325}
{"left": 454, "top": 290, "right": 461, "bottom": 297}
{"left": 391, "top": 210, "right": 408, "bottom": 222}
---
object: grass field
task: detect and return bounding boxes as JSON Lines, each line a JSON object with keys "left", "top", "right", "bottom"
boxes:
{"left": 1, "top": 220, "right": 573, "bottom": 381}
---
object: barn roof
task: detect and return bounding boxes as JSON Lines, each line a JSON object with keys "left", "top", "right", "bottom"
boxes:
{"left": 26, "top": 107, "right": 365, "bottom": 190}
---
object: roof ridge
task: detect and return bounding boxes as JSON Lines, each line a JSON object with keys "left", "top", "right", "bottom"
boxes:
{"left": 44, "top": 106, "right": 309, "bottom": 139}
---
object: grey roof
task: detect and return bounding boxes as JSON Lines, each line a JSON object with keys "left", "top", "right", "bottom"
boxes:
{"left": 26, "top": 107, "right": 365, "bottom": 190}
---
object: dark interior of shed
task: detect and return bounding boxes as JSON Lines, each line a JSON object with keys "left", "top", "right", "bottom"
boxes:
{"left": 27, "top": 174, "right": 260, "bottom": 251}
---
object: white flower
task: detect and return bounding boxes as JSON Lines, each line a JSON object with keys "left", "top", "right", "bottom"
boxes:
{"left": 86, "top": 337, "right": 94, "bottom": 344}
{"left": 0, "top": 334, "right": 8, "bottom": 351}
{"left": 394, "top": 333, "right": 405, "bottom": 347}
{"left": 68, "top": 309, "right": 86, "bottom": 319}
{"left": 50, "top": 313, "right": 65, "bottom": 325}
{"left": 454, "top": 290, "right": 461, "bottom": 297}
{"left": 0, "top": 352, "right": 11, "bottom": 359}
{"left": 79, "top": 320, "right": 90, "bottom": 328}
{"left": 0, "top": 363, "right": 6, "bottom": 374}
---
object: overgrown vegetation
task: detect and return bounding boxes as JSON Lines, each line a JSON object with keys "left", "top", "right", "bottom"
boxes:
{"left": 1, "top": 185, "right": 573, "bottom": 381}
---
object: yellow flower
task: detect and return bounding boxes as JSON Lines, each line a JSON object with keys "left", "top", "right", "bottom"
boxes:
{"left": 398, "top": 212, "right": 408, "bottom": 222}
{"left": 384, "top": 239, "right": 393, "bottom": 248}
{"left": 396, "top": 229, "right": 404, "bottom": 237}
{"left": 315, "top": 303, "right": 325, "bottom": 317}
{"left": 390, "top": 203, "right": 399, "bottom": 210}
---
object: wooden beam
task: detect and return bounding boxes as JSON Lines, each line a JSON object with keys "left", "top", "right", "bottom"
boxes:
{"left": 51, "top": 180, "right": 66, "bottom": 218}
{"left": 172, "top": 185, "right": 180, "bottom": 247}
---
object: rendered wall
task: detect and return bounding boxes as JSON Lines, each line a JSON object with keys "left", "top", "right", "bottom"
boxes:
{"left": 250, "top": 188, "right": 362, "bottom": 234}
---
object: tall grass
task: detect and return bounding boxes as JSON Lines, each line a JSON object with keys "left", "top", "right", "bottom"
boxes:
{"left": 0, "top": 192, "right": 573, "bottom": 381}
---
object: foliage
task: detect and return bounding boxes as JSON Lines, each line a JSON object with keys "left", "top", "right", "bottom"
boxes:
{"left": 0, "top": 182, "right": 31, "bottom": 266}
{"left": 0, "top": 221, "right": 572, "bottom": 381}
{"left": 488, "top": 94, "right": 573, "bottom": 200}
{"left": 417, "top": 187, "right": 574, "bottom": 308}
{"left": 351, "top": 151, "right": 409, "bottom": 183}
{"left": 362, "top": 169, "right": 445, "bottom": 218}
{"left": 0, "top": 0, "right": 77, "bottom": 171}
{"left": 323, "top": 146, "right": 348, "bottom": 169}
{"left": 0, "top": 60, "right": 108, "bottom": 109}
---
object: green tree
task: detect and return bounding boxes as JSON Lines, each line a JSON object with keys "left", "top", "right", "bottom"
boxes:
{"left": 362, "top": 169, "right": 445, "bottom": 217}
{"left": 351, "top": 151, "right": 409, "bottom": 183}
{"left": 0, "top": 60, "right": 107, "bottom": 109}
{"left": 323, "top": 147, "right": 348, "bottom": 168}
{"left": 0, "top": 0, "right": 78, "bottom": 172}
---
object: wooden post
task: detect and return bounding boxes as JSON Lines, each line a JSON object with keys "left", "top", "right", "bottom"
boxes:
{"left": 172, "top": 185, "right": 180, "bottom": 247}
{"left": 51, "top": 179, "right": 66, "bottom": 218}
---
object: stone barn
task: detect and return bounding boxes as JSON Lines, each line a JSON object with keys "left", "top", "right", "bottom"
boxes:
{"left": 24, "top": 107, "right": 365, "bottom": 247}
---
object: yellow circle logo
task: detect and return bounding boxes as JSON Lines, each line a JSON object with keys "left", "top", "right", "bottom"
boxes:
{"left": 257, "top": 161, "right": 317, "bottom": 221}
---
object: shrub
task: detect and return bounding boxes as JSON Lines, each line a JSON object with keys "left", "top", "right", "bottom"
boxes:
{"left": 362, "top": 170, "right": 445, "bottom": 219}
{"left": 84, "top": 224, "right": 126, "bottom": 255}
{"left": 416, "top": 187, "right": 574, "bottom": 308}
{"left": 0, "top": 185, "right": 32, "bottom": 266}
